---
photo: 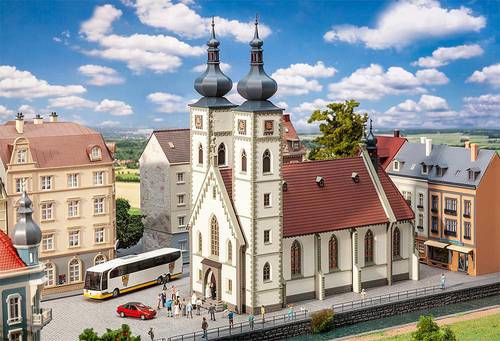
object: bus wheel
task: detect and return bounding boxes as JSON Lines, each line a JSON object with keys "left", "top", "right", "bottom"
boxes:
{"left": 165, "top": 274, "right": 171, "bottom": 283}
{"left": 120, "top": 312, "right": 125, "bottom": 318}
{"left": 157, "top": 276, "right": 164, "bottom": 285}
{"left": 112, "top": 289, "right": 120, "bottom": 297}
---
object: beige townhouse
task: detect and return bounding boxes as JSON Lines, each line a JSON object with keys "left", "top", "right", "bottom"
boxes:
{"left": 0, "top": 112, "right": 116, "bottom": 294}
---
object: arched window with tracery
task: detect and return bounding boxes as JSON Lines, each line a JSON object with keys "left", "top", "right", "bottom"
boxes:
{"left": 198, "top": 144, "right": 203, "bottom": 165}
{"left": 217, "top": 143, "right": 226, "bottom": 166}
{"left": 198, "top": 231, "right": 203, "bottom": 253}
{"left": 263, "top": 149, "right": 271, "bottom": 173}
{"left": 69, "top": 258, "right": 81, "bottom": 283}
{"left": 44, "top": 262, "right": 56, "bottom": 287}
{"left": 241, "top": 150, "right": 247, "bottom": 173}
{"left": 365, "top": 230, "right": 374, "bottom": 264}
{"left": 263, "top": 262, "right": 271, "bottom": 281}
{"left": 393, "top": 227, "right": 401, "bottom": 258}
{"left": 210, "top": 216, "right": 219, "bottom": 256}
{"left": 227, "top": 240, "right": 232, "bottom": 263}
{"left": 94, "top": 254, "right": 106, "bottom": 265}
{"left": 329, "top": 235, "right": 338, "bottom": 270}
{"left": 291, "top": 240, "right": 301, "bottom": 276}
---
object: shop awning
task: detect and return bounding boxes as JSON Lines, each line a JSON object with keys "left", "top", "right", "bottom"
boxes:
{"left": 424, "top": 240, "right": 449, "bottom": 249}
{"left": 447, "top": 244, "right": 474, "bottom": 254}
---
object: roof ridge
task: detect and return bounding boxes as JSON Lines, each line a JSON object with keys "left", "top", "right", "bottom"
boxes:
{"left": 283, "top": 156, "right": 362, "bottom": 167}
{"left": 153, "top": 128, "right": 190, "bottom": 133}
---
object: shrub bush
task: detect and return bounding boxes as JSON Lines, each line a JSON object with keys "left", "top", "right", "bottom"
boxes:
{"left": 310, "top": 309, "right": 334, "bottom": 334}
{"left": 412, "top": 315, "right": 457, "bottom": 341}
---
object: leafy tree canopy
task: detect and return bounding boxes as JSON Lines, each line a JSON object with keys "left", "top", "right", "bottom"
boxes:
{"left": 79, "top": 324, "right": 141, "bottom": 341}
{"left": 412, "top": 315, "right": 457, "bottom": 341}
{"left": 307, "top": 100, "right": 368, "bottom": 160}
{"left": 116, "top": 198, "right": 144, "bottom": 249}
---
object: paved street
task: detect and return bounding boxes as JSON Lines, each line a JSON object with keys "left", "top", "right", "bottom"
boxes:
{"left": 41, "top": 265, "right": 500, "bottom": 341}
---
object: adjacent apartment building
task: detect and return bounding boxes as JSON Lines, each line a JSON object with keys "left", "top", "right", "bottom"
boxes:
{"left": 388, "top": 138, "right": 500, "bottom": 275}
{"left": 140, "top": 118, "right": 305, "bottom": 263}
{"left": 0, "top": 113, "right": 116, "bottom": 294}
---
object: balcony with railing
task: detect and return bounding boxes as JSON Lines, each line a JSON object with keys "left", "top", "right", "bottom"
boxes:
{"left": 444, "top": 209, "right": 457, "bottom": 216}
{"left": 32, "top": 308, "right": 52, "bottom": 329}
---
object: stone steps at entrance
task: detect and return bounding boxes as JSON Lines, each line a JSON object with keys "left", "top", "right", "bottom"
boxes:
{"left": 202, "top": 298, "right": 225, "bottom": 312}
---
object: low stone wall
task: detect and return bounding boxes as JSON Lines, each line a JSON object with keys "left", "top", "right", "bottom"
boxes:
{"left": 213, "top": 319, "right": 312, "bottom": 340}
{"left": 333, "top": 282, "right": 500, "bottom": 327}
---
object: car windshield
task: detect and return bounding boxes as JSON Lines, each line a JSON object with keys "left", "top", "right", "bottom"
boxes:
{"left": 84, "top": 271, "right": 102, "bottom": 290}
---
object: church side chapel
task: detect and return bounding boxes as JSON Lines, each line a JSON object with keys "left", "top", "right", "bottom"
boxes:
{"left": 188, "top": 17, "right": 419, "bottom": 314}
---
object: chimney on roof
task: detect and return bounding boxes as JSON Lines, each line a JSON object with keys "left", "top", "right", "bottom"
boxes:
{"left": 425, "top": 138, "right": 432, "bottom": 157}
{"left": 393, "top": 129, "right": 400, "bottom": 138}
{"left": 283, "top": 114, "right": 290, "bottom": 122}
{"left": 464, "top": 141, "right": 470, "bottom": 149}
{"left": 420, "top": 136, "right": 427, "bottom": 144}
{"left": 471, "top": 143, "right": 479, "bottom": 162}
{"left": 33, "top": 114, "right": 43, "bottom": 125}
{"left": 15, "top": 113, "right": 24, "bottom": 134}
{"left": 49, "top": 112, "right": 58, "bottom": 123}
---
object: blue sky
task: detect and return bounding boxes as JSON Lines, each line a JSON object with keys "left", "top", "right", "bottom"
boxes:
{"left": 0, "top": 0, "right": 499, "bottom": 132}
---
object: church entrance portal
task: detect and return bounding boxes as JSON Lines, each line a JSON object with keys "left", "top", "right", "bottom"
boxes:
{"left": 204, "top": 270, "right": 217, "bottom": 300}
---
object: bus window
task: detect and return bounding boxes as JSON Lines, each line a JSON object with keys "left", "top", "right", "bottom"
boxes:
{"left": 101, "top": 270, "right": 109, "bottom": 290}
{"left": 84, "top": 271, "right": 102, "bottom": 291}
{"left": 127, "top": 262, "right": 139, "bottom": 274}
{"left": 110, "top": 268, "right": 119, "bottom": 278}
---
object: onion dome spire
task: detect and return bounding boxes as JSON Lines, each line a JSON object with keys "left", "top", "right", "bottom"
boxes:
{"left": 365, "top": 119, "right": 379, "bottom": 167}
{"left": 237, "top": 15, "right": 277, "bottom": 101}
{"left": 366, "top": 119, "right": 377, "bottom": 148}
{"left": 194, "top": 17, "right": 233, "bottom": 98}
{"left": 12, "top": 191, "right": 41, "bottom": 247}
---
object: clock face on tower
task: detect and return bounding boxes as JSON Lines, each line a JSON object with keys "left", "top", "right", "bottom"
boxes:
{"left": 238, "top": 119, "right": 246, "bottom": 135}
{"left": 264, "top": 120, "right": 274, "bottom": 135}
{"left": 195, "top": 115, "right": 203, "bottom": 129}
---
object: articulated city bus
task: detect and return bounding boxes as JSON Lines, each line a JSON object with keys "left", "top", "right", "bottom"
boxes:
{"left": 83, "top": 248, "right": 183, "bottom": 299}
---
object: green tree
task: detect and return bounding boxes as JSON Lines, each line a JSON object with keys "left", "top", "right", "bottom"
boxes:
{"left": 307, "top": 100, "right": 368, "bottom": 160}
{"left": 412, "top": 315, "right": 457, "bottom": 341}
{"left": 79, "top": 324, "right": 140, "bottom": 341}
{"left": 116, "top": 198, "right": 144, "bottom": 249}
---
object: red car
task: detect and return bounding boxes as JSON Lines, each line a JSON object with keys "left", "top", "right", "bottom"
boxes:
{"left": 117, "top": 302, "right": 157, "bottom": 320}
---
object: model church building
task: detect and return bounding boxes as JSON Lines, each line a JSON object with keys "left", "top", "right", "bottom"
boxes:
{"left": 189, "top": 18, "right": 418, "bottom": 314}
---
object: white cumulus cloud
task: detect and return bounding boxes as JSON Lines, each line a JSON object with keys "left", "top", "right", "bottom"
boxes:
{"left": 272, "top": 61, "right": 337, "bottom": 96}
{"left": 0, "top": 105, "right": 15, "bottom": 119}
{"left": 78, "top": 64, "right": 125, "bottom": 86}
{"left": 48, "top": 96, "right": 97, "bottom": 109}
{"left": 324, "top": 0, "right": 485, "bottom": 49}
{"left": 147, "top": 92, "right": 186, "bottom": 113}
{"left": 192, "top": 62, "right": 231, "bottom": 73}
{"left": 0, "top": 65, "right": 86, "bottom": 99}
{"left": 95, "top": 99, "right": 133, "bottom": 116}
{"left": 413, "top": 44, "right": 484, "bottom": 68}
{"left": 292, "top": 98, "right": 331, "bottom": 114}
{"left": 80, "top": 4, "right": 123, "bottom": 42}
{"left": 467, "top": 63, "right": 500, "bottom": 87}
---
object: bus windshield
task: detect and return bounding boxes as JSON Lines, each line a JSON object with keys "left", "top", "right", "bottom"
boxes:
{"left": 84, "top": 271, "right": 102, "bottom": 290}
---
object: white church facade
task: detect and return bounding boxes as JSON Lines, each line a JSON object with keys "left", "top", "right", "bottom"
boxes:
{"left": 188, "top": 18, "right": 418, "bottom": 314}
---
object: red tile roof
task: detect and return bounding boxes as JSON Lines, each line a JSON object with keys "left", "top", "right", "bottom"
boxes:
{"left": 281, "top": 157, "right": 413, "bottom": 237}
{"left": 153, "top": 129, "right": 190, "bottom": 164}
{"left": 283, "top": 114, "right": 300, "bottom": 141}
{"left": 376, "top": 135, "right": 407, "bottom": 169}
{"left": 0, "top": 230, "right": 25, "bottom": 271}
{"left": 219, "top": 167, "right": 233, "bottom": 198}
{"left": 0, "top": 121, "right": 113, "bottom": 169}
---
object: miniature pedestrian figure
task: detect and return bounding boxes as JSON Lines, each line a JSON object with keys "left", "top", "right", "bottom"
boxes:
{"left": 191, "top": 292, "right": 197, "bottom": 305}
{"left": 196, "top": 297, "right": 202, "bottom": 315}
{"left": 202, "top": 317, "right": 209, "bottom": 339}
{"left": 166, "top": 298, "right": 173, "bottom": 317}
{"left": 174, "top": 299, "right": 180, "bottom": 318}
{"left": 172, "top": 285, "right": 177, "bottom": 300}
{"left": 228, "top": 310, "right": 234, "bottom": 330}
{"left": 162, "top": 287, "right": 168, "bottom": 306}
{"left": 361, "top": 288, "right": 367, "bottom": 300}
{"left": 209, "top": 303, "right": 216, "bottom": 321}
{"left": 186, "top": 301, "right": 193, "bottom": 318}
{"left": 148, "top": 327, "right": 154, "bottom": 341}
{"left": 287, "top": 304, "right": 294, "bottom": 320}
{"left": 157, "top": 292, "right": 162, "bottom": 309}
{"left": 440, "top": 273, "right": 446, "bottom": 290}
{"left": 260, "top": 305, "right": 266, "bottom": 324}
{"left": 248, "top": 313, "right": 255, "bottom": 330}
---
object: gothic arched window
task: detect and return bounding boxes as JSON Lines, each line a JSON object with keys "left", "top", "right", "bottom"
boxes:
{"left": 291, "top": 240, "right": 301, "bottom": 276}
{"left": 365, "top": 230, "right": 374, "bottom": 264}
{"left": 263, "top": 149, "right": 271, "bottom": 173}
{"left": 393, "top": 227, "right": 401, "bottom": 258}
{"left": 263, "top": 262, "right": 271, "bottom": 281}
{"left": 227, "top": 240, "right": 232, "bottom": 263}
{"left": 211, "top": 216, "right": 219, "bottom": 256}
{"left": 198, "top": 231, "right": 203, "bottom": 253}
{"left": 218, "top": 143, "right": 226, "bottom": 166}
{"left": 329, "top": 235, "right": 338, "bottom": 270}
{"left": 44, "top": 262, "right": 56, "bottom": 287}
{"left": 198, "top": 144, "right": 203, "bottom": 165}
{"left": 241, "top": 150, "right": 247, "bottom": 173}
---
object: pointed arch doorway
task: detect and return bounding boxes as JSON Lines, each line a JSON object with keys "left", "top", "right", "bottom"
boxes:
{"left": 201, "top": 258, "right": 222, "bottom": 301}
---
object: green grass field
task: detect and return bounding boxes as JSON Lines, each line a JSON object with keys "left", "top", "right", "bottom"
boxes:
{"left": 374, "top": 313, "right": 500, "bottom": 341}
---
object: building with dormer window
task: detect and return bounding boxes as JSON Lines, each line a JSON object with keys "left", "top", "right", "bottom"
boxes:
{"left": 0, "top": 113, "right": 116, "bottom": 294}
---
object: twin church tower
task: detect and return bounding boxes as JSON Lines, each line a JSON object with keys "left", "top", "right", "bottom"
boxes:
{"left": 188, "top": 17, "right": 285, "bottom": 313}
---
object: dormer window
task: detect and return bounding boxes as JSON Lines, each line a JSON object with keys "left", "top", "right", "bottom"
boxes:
{"left": 393, "top": 160, "right": 400, "bottom": 171}
{"left": 90, "top": 146, "right": 102, "bottom": 161}
{"left": 292, "top": 141, "right": 299, "bottom": 151}
{"left": 421, "top": 164, "right": 429, "bottom": 175}
{"left": 16, "top": 149, "right": 27, "bottom": 163}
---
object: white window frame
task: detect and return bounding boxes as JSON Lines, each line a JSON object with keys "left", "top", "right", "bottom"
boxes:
{"left": 6, "top": 294, "right": 22, "bottom": 325}
{"left": 41, "top": 175, "right": 53, "bottom": 190}
{"left": 94, "top": 254, "right": 106, "bottom": 265}
{"left": 68, "top": 200, "right": 79, "bottom": 218}
{"left": 91, "top": 146, "right": 101, "bottom": 160}
{"left": 68, "top": 230, "right": 80, "bottom": 248}
{"left": 8, "top": 329, "right": 22, "bottom": 341}
{"left": 16, "top": 149, "right": 27, "bottom": 163}
{"left": 93, "top": 197, "right": 105, "bottom": 215}
{"left": 15, "top": 178, "right": 28, "bottom": 193}
{"left": 176, "top": 172, "right": 185, "bottom": 184}
{"left": 67, "top": 173, "right": 79, "bottom": 188}
{"left": 178, "top": 240, "right": 187, "bottom": 251}
{"left": 178, "top": 215, "right": 186, "bottom": 228}
{"left": 393, "top": 160, "right": 400, "bottom": 171}
{"left": 93, "top": 171, "right": 104, "bottom": 186}
{"left": 418, "top": 193, "right": 424, "bottom": 207}
{"left": 42, "top": 234, "right": 55, "bottom": 252}
{"left": 264, "top": 193, "right": 271, "bottom": 208}
{"left": 94, "top": 227, "right": 105, "bottom": 244}
{"left": 421, "top": 164, "right": 429, "bottom": 175}
{"left": 44, "top": 262, "right": 56, "bottom": 287}
{"left": 68, "top": 258, "right": 81, "bottom": 283}
{"left": 177, "top": 194, "right": 186, "bottom": 206}
{"left": 40, "top": 202, "right": 54, "bottom": 221}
